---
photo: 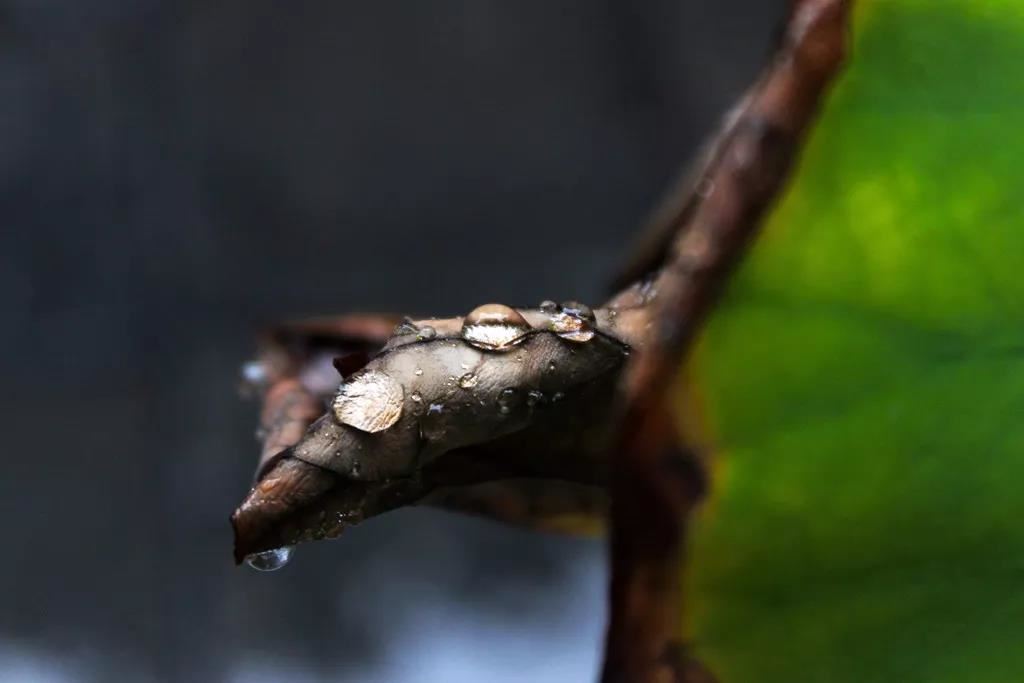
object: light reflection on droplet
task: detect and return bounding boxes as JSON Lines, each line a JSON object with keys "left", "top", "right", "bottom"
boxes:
{"left": 461, "top": 304, "right": 532, "bottom": 351}
{"left": 245, "top": 546, "right": 294, "bottom": 572}
{"left": 497, "top": 388, "right": 518, "bottom": 415}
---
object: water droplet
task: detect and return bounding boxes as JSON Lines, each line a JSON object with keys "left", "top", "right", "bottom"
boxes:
{"left": 393, "top": 317, "right": 420, "bottom": 336}
{"left": 414, "top": 368, "right": 424, "bottom": 376}
{"left": 461, "top": 303, "right": 531, "bottom": 351}
{"left": 547, "top": 360, "right": 557, "bottom": 372}
{"left": 551, "top": 392, "right": 565, "bottom": 403}
{"left": 333, "top": 370, "right": 404, "bottom": 433}
{"left": 240, "top": 360, "right": 269, "bottom": 397}
{"left": 241, "top": 360, "right": 267, "bottom": 386}
{"left": 458, "top": 373, "right": 479, "bottom": 389}
{"left": 549, "top": 301, "right": 596, "bottom": 343}
{"left": 417, "top": 326, "right": 437, "bottom": 341}
{"left": 460, "top": 363, "right": 470, "bottom": 370}
{"left": 539, "top": 300, "right": 559, "bottom": 314}
{"left": 410, "top": 391, "right": 423, "bottom": 403}
{"left": 419, "top": 403, "right": 446, "bottom": 443}
{"left": 496, "top": 388, "right": 518, "bottom": 415}
{"left": 560, "top": 301, "right": 595, "bottom": 322}
{"left": 526, "top": 390, "right": 545, "bottom": 407}
{"left": 245, "top": 546, "right": 293, "bottom": 572}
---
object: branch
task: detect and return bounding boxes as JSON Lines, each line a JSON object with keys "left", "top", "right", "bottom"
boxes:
{"left": 231, "top": 304, "right": 650, "bottom": 565}
{"left": 601, "top": 1, "right": 851, "bottom": 680}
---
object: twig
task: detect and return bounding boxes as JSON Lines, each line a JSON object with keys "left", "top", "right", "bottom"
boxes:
{"left": 601, "top": 1, "right": 851, "bottom": 681}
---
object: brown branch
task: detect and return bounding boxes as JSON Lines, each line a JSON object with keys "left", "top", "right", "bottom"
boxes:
{"left": 601, "top": 1, "right": 851, "bottom": 681}
{"left": 231, "top": 304, "right": 650, "bottom": 565}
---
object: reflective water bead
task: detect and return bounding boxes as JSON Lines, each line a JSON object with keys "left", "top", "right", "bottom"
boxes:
{"left": 245, "top": 545, "right": 293, "bottom": 572}
{"left": 461, "top": 303, "right": 532, "bottom": 351}
{"left": 333, "top": 370, "right": 404, "bottom": 433}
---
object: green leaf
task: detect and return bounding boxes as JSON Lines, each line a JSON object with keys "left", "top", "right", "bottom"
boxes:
{"left": 683, "top": 2, "right": 1024, "bottom": 680}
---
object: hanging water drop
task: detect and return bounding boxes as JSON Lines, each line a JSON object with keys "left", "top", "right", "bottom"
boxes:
{"left": 417, "top": 326, "right": 437, "bottom": 341}
{"left": 245, "top": 546, "right": 294, "bottom": 572}
{"left": 240, "top": 360, "right": 268, "bottom": 397}
{"left": 461, "top": 303, "right": 531, "bottom": 351}
{"left": 410, "top": 390, "right": 423, "bottom": 403}
{"left": 458, "top": 373, "right": 479, "bottom": 389}
{"left": 414, "top": 368, "right": 423, "bottom": 376}
{"left": 526, "top": 390, "right": 545, "bottom": 408}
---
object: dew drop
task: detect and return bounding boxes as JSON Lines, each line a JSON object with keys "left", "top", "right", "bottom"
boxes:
{"left": 547, "top": 360, "right": 557, "bottom": 372}
{"left": 410, "top": 391, "right": 423, "bottom": 403}
{"left": 549, "top": 301, "right": 596, "bottom": 343}
{"left": 539, "top": 300, "right": 559, "bottom": 314}
{"left": 417, "top": 326, "right": 437, "bottom": 341}
{"left": 526, "top": 390, "right": 545, "bottom": 408}
{"left": 458, "top": 373, "right": 479, "bottom": 389}
{"left": 461, "top": 303, "right": 531, "bottom": 351}
{"left": 419, "top": 402, "right": 447, "bottom": 442}
{"left": 496, "top": 388, "right": 518, "bottom": 415}
{"left": 560, "top": 301, "right": 595, "bottom": 322}
{"left": 393, "top": 317, "right": 420, "bottom": 336}
{"left": 414, "top": 368, "right": 424, "bottom": 376}
{"left": 241, "top": 360, "right": 267, "bottom": 387}
{"left": 333, "top": 370, "right": 404, "bottom": 433}
{"left": 245, "top": 546, "right": 293, "bottom": 572}
{"left": 552, "top": 392, "right": 565, "bottom": 403}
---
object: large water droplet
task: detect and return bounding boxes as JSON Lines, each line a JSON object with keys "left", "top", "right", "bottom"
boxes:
{"left": 333, "top": 370, "right": 404, "bottom": 433}
{"left": 458, "top": 373, "right": 479, "bottom": 389}
{"left": 417, "top": 326, "right": 437, "bottom": 341}
{"left": 245, "top": 546, "right": 293, "bottom": 572}
{"left": 526, "top": 390, "right": 545, "bottom": 408}
{"left": 461, "top": 304, "right": 531, "bottom": 351}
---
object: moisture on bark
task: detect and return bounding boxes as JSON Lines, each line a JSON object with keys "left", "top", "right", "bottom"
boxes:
{"left": 231, "top": 304, "right": 651, "bottom": 564}
{"left": 229, "top": 1, "right": 850, "bottom": 680}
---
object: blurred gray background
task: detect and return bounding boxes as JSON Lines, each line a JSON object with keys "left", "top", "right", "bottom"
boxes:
{"left": 0, "top": 1, "right": 781, "bottom": 681}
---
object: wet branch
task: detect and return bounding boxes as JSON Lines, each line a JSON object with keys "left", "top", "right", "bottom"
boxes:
{"left": 231, "top": 303, "right": 652, "bottom": 565}
{"left": 229, "top": 7, "right": 849, "bottom": 680}
{"left": 601, "top": 1, "right": 850, "bottom": 681}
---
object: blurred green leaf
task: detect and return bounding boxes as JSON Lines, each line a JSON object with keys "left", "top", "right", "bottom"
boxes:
{"left": 683, "top": 1, "right": 1024, "bottom": 680}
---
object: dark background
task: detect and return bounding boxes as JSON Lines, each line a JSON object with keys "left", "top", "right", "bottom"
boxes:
{"left": 1, "top": 1, "right": 781, "bottom": 681}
